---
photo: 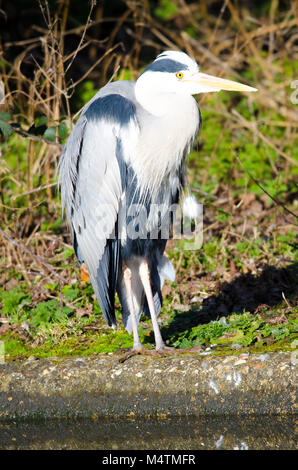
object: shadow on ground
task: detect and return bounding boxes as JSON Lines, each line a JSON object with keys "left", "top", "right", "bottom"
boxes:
{"left": 158, "top": 262, "right": 297, "bottom": 343}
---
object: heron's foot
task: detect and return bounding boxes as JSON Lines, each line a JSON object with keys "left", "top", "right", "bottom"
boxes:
{"left": 118, "top": 344, "right": 176, "bottom": 362}
{"left": 155, "top": 345, "right": 177, "bottom": 356}
{"left": 156, "top": 345, "right": 203, "bottom": 355}
{"left": 118, "top": 344, "right": 147, "bottom": 363}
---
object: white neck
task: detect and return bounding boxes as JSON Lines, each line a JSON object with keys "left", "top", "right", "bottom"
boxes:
{"left": 135, "top": 89, "right": 170, "bottom": 116}
{"left": 134, "top": 73, "right": 178, "bottom": 116}
{"left": 131, "top": 76, "right": 200, "bottom": 197}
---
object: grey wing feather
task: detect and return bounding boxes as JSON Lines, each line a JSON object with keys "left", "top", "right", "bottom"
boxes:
{"left": 59, "top": 85, "right": 139, "bottom": 326}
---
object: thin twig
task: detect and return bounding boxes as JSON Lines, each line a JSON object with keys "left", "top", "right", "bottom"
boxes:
{"left": 233, "top": 151, "right": 298, "bottom": 219}
{"left": 0, "top": 228, "right": 67, "bottom": 284}
{"left": 11, "top": 125, "right": 63, "bottom": 150}
{"left": 12, "top": 182, "right": 58, "bottom": 201}
{"left": 232, "top": 109, "right": 297, "bottom": 166}
{"left": 68, "top": 43, "right": 121, "bottom": 90}
{"left": 65, "top": 0, "right": 96, "bottom": 73}
{"left": 190, "top": 187, "right": 218, "bottom": 200}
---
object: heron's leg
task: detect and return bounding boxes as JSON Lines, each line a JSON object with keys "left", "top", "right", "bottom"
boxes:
{"left": 139, "top": 259, "right": 165, "bottom": 351}
{"left": 123, "top": 266, "right": 144, "bottom": 352}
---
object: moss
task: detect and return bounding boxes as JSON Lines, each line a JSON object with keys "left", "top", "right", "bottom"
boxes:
{"left": 0, "top": 323, "right": 153, "bottom": 361}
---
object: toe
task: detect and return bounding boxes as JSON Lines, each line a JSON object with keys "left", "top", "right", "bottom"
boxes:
{"left": 156, "top": 345, "right": 177, "bottom": 355}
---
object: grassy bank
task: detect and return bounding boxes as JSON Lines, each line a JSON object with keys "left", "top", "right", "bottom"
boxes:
{"left": 0, "top": 0, "right": 297, "bottom": 360}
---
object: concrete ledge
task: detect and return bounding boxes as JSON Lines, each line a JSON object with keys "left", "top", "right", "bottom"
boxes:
{"left": 0, "top": 352, "right": 296, "bottom": 420}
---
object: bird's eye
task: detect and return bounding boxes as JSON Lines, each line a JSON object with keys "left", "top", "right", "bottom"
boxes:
{"left": 176, "top": 72, "right": 184, "bottom": 79}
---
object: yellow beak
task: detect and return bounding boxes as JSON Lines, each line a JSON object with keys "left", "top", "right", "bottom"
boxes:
{"left": 189, "top": 72, "right": 258, "bottom": 93}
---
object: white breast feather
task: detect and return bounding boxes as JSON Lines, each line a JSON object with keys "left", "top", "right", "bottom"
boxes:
{"left": 129, "top": 94, "right": 199, "bottom": 199}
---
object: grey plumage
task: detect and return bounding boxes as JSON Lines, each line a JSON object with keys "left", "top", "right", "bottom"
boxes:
{"left": 59, "top": 77, "right": 185, "bottom": 329}
{"left": 59, "top": 50, "right": 257, "bottom": 351}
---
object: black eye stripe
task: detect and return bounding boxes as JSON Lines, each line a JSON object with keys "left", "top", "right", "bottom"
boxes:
{"left": 142, "top": 59, "right": 188, "bottom": 74}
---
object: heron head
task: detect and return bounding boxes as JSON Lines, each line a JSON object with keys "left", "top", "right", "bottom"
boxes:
{"left": 136, "top": 50, "right": 257, "bottom": 96}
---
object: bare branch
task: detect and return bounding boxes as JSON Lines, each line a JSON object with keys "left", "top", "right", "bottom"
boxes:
{"left": 233, "top": 151, "right": 298, "bottom": 220}
{"left": 0, "top": 228, "right": 67, "bottom": 284}
{"left": 12, "top": 125, "right": 63, "bottom": 150}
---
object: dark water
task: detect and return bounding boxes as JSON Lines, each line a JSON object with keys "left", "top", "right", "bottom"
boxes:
{"left": 0, "top": 415, "right": 296, "bottom": 450}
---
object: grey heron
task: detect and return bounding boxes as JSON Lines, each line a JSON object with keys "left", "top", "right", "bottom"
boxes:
{"left": 59, "top": 51, "right": 256, "bottom": 355}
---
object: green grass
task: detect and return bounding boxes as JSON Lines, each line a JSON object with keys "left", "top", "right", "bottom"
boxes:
{"left": 165, "top": 310, "right": 298, "bottom": 351}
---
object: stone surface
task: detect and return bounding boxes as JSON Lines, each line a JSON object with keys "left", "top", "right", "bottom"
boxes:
{"left": 0, "top": 352, "right": 296, "bottom": 420}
